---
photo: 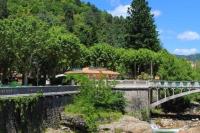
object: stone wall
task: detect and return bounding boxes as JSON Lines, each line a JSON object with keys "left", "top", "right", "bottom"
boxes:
{"left": 0, "top": 95, "right": 73, "bottom": 133}
{"left": 117, "top": 89, "right": 150, "bottom": 112}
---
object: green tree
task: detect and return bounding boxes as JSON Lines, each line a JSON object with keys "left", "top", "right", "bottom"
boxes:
{"left": 89, "top": 43, "right": 116, "bottom": 69}
{"left": 39, "top": 26, "right": 81, "bottom": 80}
{"left": 0, "top": 17, "right": 49, "bottom": 85}
{"left": 64, "top": 4, "right": 74, "bottom": 32}
{"left": 157, "top": 51, "right": 195, "bottom": 80}
{"left": 13, "top": 17, "right": 48, "bottom": 85}
{"left": 126, "top": 0, "right": 161, "bottom": 51}
{"left": 0, "top": 19, "right": 17, "bottom": 83}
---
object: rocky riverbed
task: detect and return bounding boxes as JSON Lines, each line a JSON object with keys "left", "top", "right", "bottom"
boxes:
{"left": 45, "top": 108, "right": 200, "bottom": 133}
{"left": 152, "top": 103, "right": 200, "bottom": 133}
{"left": 152, "top": 117, "right": 200, "bottom": 129}
{"left": 45, "top": 114, "right": 153, "bottom": 133}
{"left": 99, "top": 115, "right": 152, "bottom": 133}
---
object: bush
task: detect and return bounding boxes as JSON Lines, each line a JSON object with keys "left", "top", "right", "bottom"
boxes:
{"left": 65, "top": 74, "right": 125, "bottom": 132}
{"left": 128, "top": 108, "right": 150, "bottom": 121}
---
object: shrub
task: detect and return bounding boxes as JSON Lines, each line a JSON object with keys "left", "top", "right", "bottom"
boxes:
{"left": 65, "top": 74, "right": 125, "bottom": 132}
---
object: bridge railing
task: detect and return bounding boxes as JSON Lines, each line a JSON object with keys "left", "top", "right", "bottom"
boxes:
{"left": 109, "top": 80, "right": 149, "bottom": 85}
{"left": 150, "top": 81, "right": 200, "bottom": 88}
{"left": 108, "top": 80, "right": 200, "bottom": 88}
{"left": 0, "top": 86, "right": 79, "bottom": 96}
{"left": 107, "top": 80, "right": 200, "bottom": 89}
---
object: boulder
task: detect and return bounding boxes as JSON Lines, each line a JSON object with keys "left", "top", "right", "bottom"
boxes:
{"left": 99, "top": 115, "right": 152, "bottom": 133}
{"left": 187, "top": 127, "right": 200, "bottom": 133}
{"left": 45, "top": 128, "right": 73, "bottom": 133}
{"left": 60, "top": 113, "right": 88, "bottom": 132}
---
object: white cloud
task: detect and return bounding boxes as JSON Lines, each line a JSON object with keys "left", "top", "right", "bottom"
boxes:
{"left": 108, "top": 5, "right": 130, "bottom": 17}
{"left": 177, "top": 31, "right": 200, "bottom": 41}
{"left": 151, "top": 10, "right": 162, "bottom": 17}
{"left": 174, "top": 48, "right": 198, "bottom": 55}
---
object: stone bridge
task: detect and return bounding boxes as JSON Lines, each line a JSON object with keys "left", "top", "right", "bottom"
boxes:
{"left": 112, "top": 80, "right": 200, "bottom": 111}
{"left": 0, "top": 80, "right": 200, "bottom": 111}
{"left": 0, "top": 85, "right": 79, "bottom": 98}
{"left": 0, "top": 85, "right": 79, "bottom": 132}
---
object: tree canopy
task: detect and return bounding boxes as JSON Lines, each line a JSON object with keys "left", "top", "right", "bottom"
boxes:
{"left": 0, "top": 0, "right": 199, "bottom": 85}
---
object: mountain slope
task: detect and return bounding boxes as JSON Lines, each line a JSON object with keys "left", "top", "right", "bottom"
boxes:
{"left": 176, "top": 54, "right": 200, "bottom": 61}
{"left": 6, "top": 0, "right": 126, "bottom": 47}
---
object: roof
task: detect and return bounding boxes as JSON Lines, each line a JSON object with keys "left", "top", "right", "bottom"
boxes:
{"left": 65, "top": 67, "right": 119, "bottom": 75}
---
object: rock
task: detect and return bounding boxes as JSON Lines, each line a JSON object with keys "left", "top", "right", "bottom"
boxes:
{"left": 159, "top": 119, "right": 174, "bottom": 128}
{"left": 99, "top": 115, "right": 152, "bottom": 133}
{"left": 60, "top": 113, "right": 88, "bottom": 132}
{"left": 187, "top": 127, "right": 200, "bottom": 133}
{"left": 45, "top": 128, "right": 69, "bottom": 133}
{"left": 178, "top": 130, "right": 187, "bottom": 133}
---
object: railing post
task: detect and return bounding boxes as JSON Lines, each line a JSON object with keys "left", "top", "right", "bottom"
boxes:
{"left": 156, "top": 88, "right": 159, "bottom": 101}
{"left": 164, "top": 88, "right": 167, "bottom": 98}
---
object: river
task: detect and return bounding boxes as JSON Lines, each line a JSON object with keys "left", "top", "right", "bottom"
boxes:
{"left": 150, "top": 103, "right": 200, "bottom": 133}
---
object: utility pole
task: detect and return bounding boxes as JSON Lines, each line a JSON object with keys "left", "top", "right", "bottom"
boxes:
{"left": 134, "top": 62, "right": 136, "bottom": 79}
{"left": 150, "top": 61, "right": 153, "bottom": 80}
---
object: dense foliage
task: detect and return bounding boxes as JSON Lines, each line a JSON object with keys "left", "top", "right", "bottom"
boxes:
{"left": 0, "top": 0, "right": 199, "bottom": 85}
{"left": 65, "top": 74, "right": 125, "bottom": 132}
{"left": 0, "top": 0, "right": 8, "bottom": 19}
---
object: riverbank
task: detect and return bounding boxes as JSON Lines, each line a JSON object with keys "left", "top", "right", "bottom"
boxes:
{"left": 46, "top": 114, "right": 153, "bottom": 133}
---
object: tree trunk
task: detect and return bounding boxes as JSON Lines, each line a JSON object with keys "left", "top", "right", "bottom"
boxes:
{"left": 2, "top": 68, "right": 8, "bottom": 84}
{"left": 23, "top": 72, "right": 28, "bottom": 85}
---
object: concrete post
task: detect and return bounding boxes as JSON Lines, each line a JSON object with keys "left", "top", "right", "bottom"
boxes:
{"left": 156, "top": 88, "right": 159, "bottom": 101}
{"left": 164, "top": 88, "right": 167, "bottom": 98}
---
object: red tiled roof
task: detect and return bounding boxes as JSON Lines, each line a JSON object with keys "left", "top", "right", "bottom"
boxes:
{"left": 65, "top": 67, "right": 119, "bottom": 75}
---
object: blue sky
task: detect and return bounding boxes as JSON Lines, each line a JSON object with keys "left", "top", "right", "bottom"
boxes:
{"left": 82, "top": 0, "right": 200, "bottom": 55}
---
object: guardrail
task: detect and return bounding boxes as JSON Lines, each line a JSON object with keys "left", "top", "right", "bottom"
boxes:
{"left": 0, "top": 86, "right": 79, "bottom": 96}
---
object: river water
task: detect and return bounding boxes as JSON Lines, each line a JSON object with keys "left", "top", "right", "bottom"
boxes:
{"left": 149, "top": 103, "right": 200, "bottom": 133}
{"left": 151, "top": 122, "right": 180, "bottom": 133}
{"left": 151, "top": 113, "right": 200, "bottom": 132}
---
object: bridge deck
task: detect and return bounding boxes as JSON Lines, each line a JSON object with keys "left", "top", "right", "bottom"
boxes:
{"left": 0, "top": 85, "right": 79, "bottom": 97}
{"left": 0, "top": 91, "right": 79, "bottom": 98}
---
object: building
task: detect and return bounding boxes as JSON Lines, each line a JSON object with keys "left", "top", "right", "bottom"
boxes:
{"left": 65, "top": 67, "right": 119, "bottom": 79}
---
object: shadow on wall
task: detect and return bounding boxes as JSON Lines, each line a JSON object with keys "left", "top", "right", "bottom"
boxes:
{"left": 0, "top": 95, "right": 73, "bottom": 133}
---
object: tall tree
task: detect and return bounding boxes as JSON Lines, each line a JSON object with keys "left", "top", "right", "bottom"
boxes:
{"left": 125, "top": 0, "right": 161, "bottom": 51}
{"left": 64, "top": 4, "right": 74, "bottom": 32}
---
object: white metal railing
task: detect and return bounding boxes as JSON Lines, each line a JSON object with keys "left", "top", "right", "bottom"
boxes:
{"left": 109, "top": 80, "right": 200, "bottom": 89}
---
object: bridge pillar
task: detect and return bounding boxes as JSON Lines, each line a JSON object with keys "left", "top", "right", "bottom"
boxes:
{"left": 116, "top": 88, "right": 151, "bottom": 113}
